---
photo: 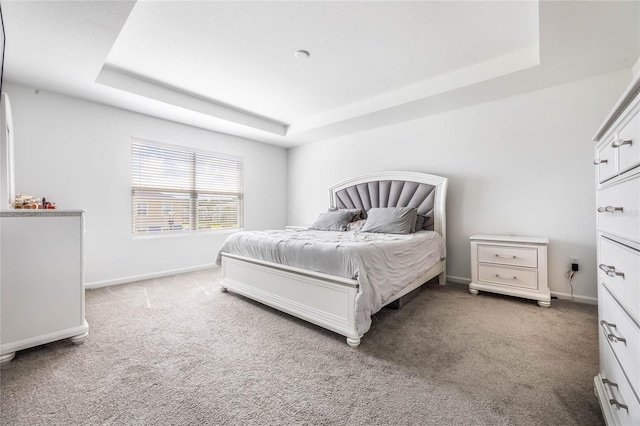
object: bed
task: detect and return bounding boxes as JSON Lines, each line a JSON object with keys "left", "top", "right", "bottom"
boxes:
{"left": 217, "top": 171, "right": 448, "bottom": 347}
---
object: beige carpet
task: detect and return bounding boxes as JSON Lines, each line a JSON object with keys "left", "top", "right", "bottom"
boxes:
{"left": 1, "top": 268, "right": 603, "bottom": 425}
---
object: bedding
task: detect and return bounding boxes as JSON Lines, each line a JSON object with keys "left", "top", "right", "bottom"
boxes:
{"left": 328, "top": 207, "right": 365, "bottom": 220}
{"left": 359, "top": 206, "right": 418, "bottom": 234}
{"left": 414, "top": 214, "right": 427, "bottom": 232}
{"left": 310, "top": 210, "right": 357, "bottom": 231}
{"left": 217, "top": 228, "right": 445, "bottom": 335}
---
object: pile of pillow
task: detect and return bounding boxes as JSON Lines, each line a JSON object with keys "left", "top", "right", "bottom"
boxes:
{"left": 310, "top": 207, "right": 428, "bottom": 234}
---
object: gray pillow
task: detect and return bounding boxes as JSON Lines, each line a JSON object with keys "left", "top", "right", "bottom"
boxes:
{"left": 311, "top": 210, "right": 358, "bottom": 231}
{"left": 328, "top": 207, "right": 364, "bottom": 220}
{"left": 414, "top": 214, "right": 427, "bottom": 232}
{"left": 360, "top": 207, "right": 418, "bottom": 234}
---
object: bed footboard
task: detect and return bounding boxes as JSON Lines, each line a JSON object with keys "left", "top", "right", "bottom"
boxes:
{"left": 220, "top": 253, "right": 362, "bottom": 346}
{"left": 221, "top": 253, "right": 445, "bottom": 347}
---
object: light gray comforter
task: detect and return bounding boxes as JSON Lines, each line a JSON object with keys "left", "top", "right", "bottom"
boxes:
{"left": 216, "top": 229, "right": 446, "bottom": 335}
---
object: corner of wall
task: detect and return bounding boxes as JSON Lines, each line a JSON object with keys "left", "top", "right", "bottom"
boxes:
{"left": 633, "top": 55, "right": 640, "bottom": 78}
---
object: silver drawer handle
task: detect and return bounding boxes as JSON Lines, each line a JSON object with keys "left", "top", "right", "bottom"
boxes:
{"left": 611, "top": 138, "right": 633, "bottom": 148}
{"left": 495, "top": 254, "right": 517, "bottom": 259}
{"left": 597, "top": 206, "right": 624, "bottom": 213}
{"left": 600, "top": 320, "right": 627, "bottom": 344}
{"left": 601, "top": 378, "right": 629, "bottom": 411}
{"left": 495, "top": 274, "right": 517, "bottom": 280}
{"left": 593, "top": 159, "right": 608, "bottom": 165}
{"left": 598, "top": 264, "right": 625, "bottom": 278}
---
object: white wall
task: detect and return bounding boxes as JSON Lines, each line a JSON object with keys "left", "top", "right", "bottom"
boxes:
{"left": 4, "top": 82, "right": 288, "bottom": 287}
{"left": 287, "top": 70, "right": 632, "bottom": 303}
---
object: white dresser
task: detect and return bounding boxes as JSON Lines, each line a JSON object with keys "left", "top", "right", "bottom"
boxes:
{"left": 592, "top": 74, "right": 640, "bottom": 425}
{"left": 469, "top": 235, "right": 550, "bottom": 307}
{"left": 0, "top": 210, "right": 89, "bottom": 364}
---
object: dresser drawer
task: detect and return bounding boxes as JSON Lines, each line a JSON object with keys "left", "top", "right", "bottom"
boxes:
{"left": 617, "top": 112, "right": 640, "bottom": 175}
{"left": 597, "top": 140, "right": 618, "bottom": 183}
{"left": 597, "top": 176, "right": 640, "bottom": 243}
{"left": 477, "top": 264, "right": 537, "bottom": 290}
{"left": 599, "top": 236, "right": 640, "bottom": 323}
{"left": 598, "top": 336, "right": 640, "bottom": 425}
{"left": 600, "top": 286, "right": 640, "bottom": 398}
{"left": 477, "top": 245, "right": 537, "bottom": 268}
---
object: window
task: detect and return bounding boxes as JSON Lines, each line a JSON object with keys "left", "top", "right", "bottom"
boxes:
{"left": 131, "top": 139, "right": 243, "bottom": 235}
{"left": 136, "top": 202, "right": 148, "bottom": 216}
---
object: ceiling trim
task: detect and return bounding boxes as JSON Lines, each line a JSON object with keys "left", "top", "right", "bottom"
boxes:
{"left": 288, "top": 45, "right": 540, "bottom": 136}
{"left": 95, "top": 65, "right": 287, "bottom": 136}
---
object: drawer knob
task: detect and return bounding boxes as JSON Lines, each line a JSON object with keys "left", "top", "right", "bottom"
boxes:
{"left": 495, "top": 254, "right": 517, "bottom": 259}
{"left": 598, "top": 264, "right": 625, "bottom": 278}
{"left": 600, "top": 320, "right": 627, "bottom": 344}
{"left": 601, "top": 379, "right": 629, "bottom": 412}
{"left": 593, "top": 159, "right": 608, "bottom": 165}
{"left": 597, "top": 206, "right": 623, "bottom": 213}
{"left": 611, "top": 138, "right": 633, "bottom": 148}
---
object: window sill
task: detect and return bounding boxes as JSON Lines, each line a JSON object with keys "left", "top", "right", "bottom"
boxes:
{"left": 132, "top": 228, "right": 243, "bottom": 240}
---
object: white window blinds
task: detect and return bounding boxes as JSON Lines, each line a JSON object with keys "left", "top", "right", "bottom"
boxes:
{"left": 131, "top": 140, "right": 243, "bottom": 235}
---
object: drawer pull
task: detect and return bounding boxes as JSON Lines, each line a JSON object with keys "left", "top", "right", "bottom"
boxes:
{"left": 495, "top": 254, "right": 517, "bottom": 259}
{"left": 600, "top": 320, "right": 627, "bottom": 344}
{"left": 611, "top": 138, "right": 633, "bottom": 148}
{"left": 598, "top": 264, "right": 625, "bottom": 278}
{"left": 601, "top": 379, "right": 629, "bottom": 412}
{"left": 593, "top": 159, "right": 609, "bottom": 165}
{"left": 597, "top": 206, "right": 624, "bottom": 213}
{"left": 495, "top": 274, "right": 517, "bottom": 280}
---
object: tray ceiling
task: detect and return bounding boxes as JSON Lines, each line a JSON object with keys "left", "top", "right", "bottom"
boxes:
{"left": 2, "top": 1, "right": 639, "bottom": 147}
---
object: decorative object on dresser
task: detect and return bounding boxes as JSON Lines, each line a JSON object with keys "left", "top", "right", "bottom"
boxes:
{"left": 592, "top": 73, "right": 640, "bottom": 425}
{"left": 469, "top": 234, "right": 551, "bottom": 307}
{"left": 0, "top": 210, "right": 89, "bottom": 365}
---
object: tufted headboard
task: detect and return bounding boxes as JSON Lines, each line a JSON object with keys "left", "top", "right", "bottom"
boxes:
{"left": 329, "top": 171, "right": 448, "bottom": 241}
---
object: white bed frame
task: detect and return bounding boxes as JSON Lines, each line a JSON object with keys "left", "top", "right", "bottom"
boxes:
{"left": 219, "top": 171, "right": 448, "bottom": 347}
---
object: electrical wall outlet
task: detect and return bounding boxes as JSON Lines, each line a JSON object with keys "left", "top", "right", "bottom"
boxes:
{"left": 570, "top": 257, "right": 579, "bottom": 272}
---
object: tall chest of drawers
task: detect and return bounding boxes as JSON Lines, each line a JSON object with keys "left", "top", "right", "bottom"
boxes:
{"left": 593, "top": 74, "right": 640, "bottom": 425}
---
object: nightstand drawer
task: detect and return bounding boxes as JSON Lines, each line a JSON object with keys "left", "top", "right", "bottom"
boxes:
{"left": 478, "top": 264, "right": 538, "bottom": 290}
{"left": 477, "top": 245, "right": 537, "bottom": 268}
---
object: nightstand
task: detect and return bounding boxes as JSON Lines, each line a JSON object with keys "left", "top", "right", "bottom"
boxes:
{"left": 469, "top": 235, "right": 550, "bottom": 307}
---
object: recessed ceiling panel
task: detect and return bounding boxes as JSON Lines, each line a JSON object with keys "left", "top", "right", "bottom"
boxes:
{"left": 105, "top": 1, "right": 539, "bottom": 124}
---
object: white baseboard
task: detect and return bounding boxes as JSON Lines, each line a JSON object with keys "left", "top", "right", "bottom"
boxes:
{"left": 551, "top": 291, "right": 598, "bottom": 305}
{"left": 446, "top": 275, "right": 471, "bottom": 285}
{"left": 85, "top": 263, "right": 217, "bottom": 289}
{"left": 445, "top": 275, "right": 597, "bottom": 305}
{"left": 85, "top": 269, "right": 599, "bottom": 305}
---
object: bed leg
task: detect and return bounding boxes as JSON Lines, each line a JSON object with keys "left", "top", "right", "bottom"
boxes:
{"left": 346, "top": 337, "right": 361, "bottom": 348}
{"left": 438, "top": 272, "right": 446, "bottom": 286}
{"left": 0, "top": 352, "right": 15, "bottom": 365}
{"left": 70, "top": 332, "right": 89, "bottom": 345}
{"left": 219, "top": 286, "right": 228, "bottom": 293}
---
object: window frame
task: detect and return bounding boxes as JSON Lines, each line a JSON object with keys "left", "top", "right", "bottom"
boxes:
{"left": 131, "top": 138, "right": 244, "bottom": 237}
